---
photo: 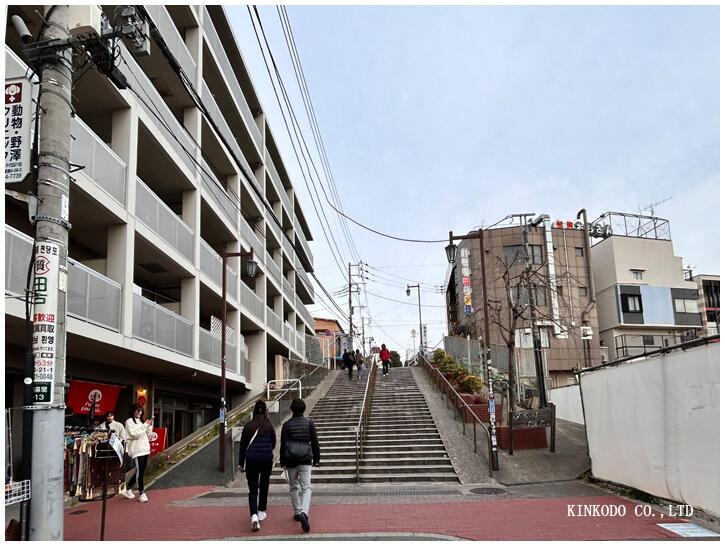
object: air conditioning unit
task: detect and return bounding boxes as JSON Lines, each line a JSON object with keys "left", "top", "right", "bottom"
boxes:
{"left": 69, "top": 5, "right": 103, "bottom": 39}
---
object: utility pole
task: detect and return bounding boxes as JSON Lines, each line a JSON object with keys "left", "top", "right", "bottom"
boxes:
{"left": 30, "top": 5, "right": 73, "bottom": 540}
{"left": 522, "top": 227, "right": 548, "bottom": 408}
{"left": 348, "top": 263, "right": 353, "bottom": 352}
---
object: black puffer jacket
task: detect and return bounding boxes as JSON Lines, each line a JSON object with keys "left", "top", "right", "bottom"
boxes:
{"left": 280, "top": 415, "right": 320, "bottom": 468}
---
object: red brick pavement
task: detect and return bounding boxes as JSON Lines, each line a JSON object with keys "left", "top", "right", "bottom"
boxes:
{"left": 64, "top": 486, "right": 687, "bottom": 541}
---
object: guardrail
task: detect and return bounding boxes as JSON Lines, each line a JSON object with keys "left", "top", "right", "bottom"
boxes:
{"left": 266, "top": 308, "right": 283, "bottom": 338}
{"left": 132, "top": 293, "right": 193, "bottom": 356}
{"left": 239, "top": 280, "right": 264, "bottom": 322}
{"left": 266, "top": 150, "right": 293, "bottom": 216}
{"left": 355, "top": 361, "right": 377, "bottom": 482}
{"left": 265, "top": 252, "right": 281, "bottom": 285}
{"left": 420, "top": 353, "right": 494, "bottom": 477}
{"left": 266, "top": 363, "right": 329, "bottom": 427}
{"left": 198, "top": 326, "right": 236, "bottom": 371}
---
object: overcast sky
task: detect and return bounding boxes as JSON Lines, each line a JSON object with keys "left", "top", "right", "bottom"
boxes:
{"left": 229, "top": 5, "right": 720, "bottom": 356}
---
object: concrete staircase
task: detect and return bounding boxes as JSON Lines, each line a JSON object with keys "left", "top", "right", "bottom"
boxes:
{"left": 360, "top": 367, "right": 459, "bottom": 483}
{"left": 271, "top": 369, "right": 369, "bottom": 484}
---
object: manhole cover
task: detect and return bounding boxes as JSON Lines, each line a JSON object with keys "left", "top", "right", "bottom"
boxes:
{"left": 469, "top": 487, "right": 506, "bottom": 495}
{"left": 69, "top": 510, "right": 88, "bottom": 515}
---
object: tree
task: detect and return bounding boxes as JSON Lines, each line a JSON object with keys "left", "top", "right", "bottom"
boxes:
{"left": 389, "top": 350, "right": 402, "bottom": 367}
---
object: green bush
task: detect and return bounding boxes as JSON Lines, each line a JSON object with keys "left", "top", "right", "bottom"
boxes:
{"left": 440, "top": 355, "right": 456, "bottom": 370}
{"left": 459, "top": 375, "right": 484, "bottom": 394}
{"left": 432, "top": 349, "right": 446, "bottom": 364}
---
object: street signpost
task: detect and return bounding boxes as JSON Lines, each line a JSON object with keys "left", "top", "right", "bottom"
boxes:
{"left": 507, "top": 404, "right": 556, "bottom": 454}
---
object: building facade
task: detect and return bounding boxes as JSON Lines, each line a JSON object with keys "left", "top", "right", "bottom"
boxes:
{"left": 691, "top": 274, "right": 719, "bottom": 337}
{"left": 590, "top": 213, "right": 701, "bottom": 359}
{"left": 5, "top": 5, "right": 317, "bottom": 464}
{"left": 444, "top": 215, "right": 601, "bottom": 389}
{"left": 314, "top": 317, "right": 345, "bottom": 368}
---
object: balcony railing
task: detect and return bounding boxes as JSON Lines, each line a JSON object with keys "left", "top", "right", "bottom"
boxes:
{"left": 198, "top": 326, "right": 236, "bottom": 372}
{"left": 297, "top": 269, "right": 314, "bottom": 299}
{"left": 294, "top": 216, "right": 313, "bottom": 267}
{"left": 239, "top": 216, "right": 264, "bottom": 259}
{"left": 201, "top": 7, "right": 263, "bottom": 153}
{"left": 266, "top": 150, "right": 293, "bottom": 215}
{"left": 296, "top": 332, "right": 305, "bottom": 357}
{"left": 200, "top": 239, "right": 237, "bottom": 298}
{"left": 265, "top": 252, "right": 281, "bottom": 285}
{"left": 266, "top": 308, "right": 283, "bottom": 338}
{"left": 285, "top": 322, "right": 295, "bottom": 346}
{"left": 135, "top": 178, "right": 194, "bottom": 263}
{"left": 132, "top": 293, "right": 193, "bottom": 356}
{"left": 239, "top": 280, "right": 264, "bottom": 323}
{"left": 283, "top": 276, "right": 295, "bottom": 303}
{"left": 70, "top": 116, "right": 126, "bottom": 206}
{"left": 199, "top": 156, "right": 239, "bottom": 230}
{"left": 296, "top": 295, "right": 314, "bottom": 330}
{"left": 5, "top": 226, "right": 122, "bottom": 332}
{"left": 282, "top": 232, "right": 295, "bottom": 261}
{"left": 145, "top": 6, "right": 196, "bottom": 83}
{"left": 266, "top": 209, "right": 282, "bottom": 244}
{"left": 613, "top": 331, "right": 699, "bottom": 359}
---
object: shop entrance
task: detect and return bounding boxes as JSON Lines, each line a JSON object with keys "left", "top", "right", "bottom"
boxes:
{"left": 154, "top": 394, "right": 212, "bottom": 447}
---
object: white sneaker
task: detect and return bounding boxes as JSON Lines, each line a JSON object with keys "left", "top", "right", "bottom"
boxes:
{"left": 251, "top": 514, "right": 260, "bottom": 531}
{"left": 257, "top": 511, "right": 267, "bottom": 521}
{"left": 120, "top": 489, "right": 135, "bottom": 499}
{"left": 138, "top": 493, "right": 148, "bottom": 503}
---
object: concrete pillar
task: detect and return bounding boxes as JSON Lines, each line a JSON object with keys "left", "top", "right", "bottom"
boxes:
{"left": 246, "top": 331, "right": 266, "bottom": 389}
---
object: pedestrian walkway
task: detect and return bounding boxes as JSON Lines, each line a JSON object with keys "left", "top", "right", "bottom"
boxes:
{"left": 62, "top": 481, "right": 708, "bottom": 541}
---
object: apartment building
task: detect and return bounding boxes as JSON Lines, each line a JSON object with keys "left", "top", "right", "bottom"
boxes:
{"left": 590, "top": 212, "right": 701, "bottom": 359}
{"left": 444, "top": 215, "right": 601, "bottom": 389}
{"left": 314, "top": 317, "right": 345, "bottom": 368}
{"left": 4, "top": 5, "right": 318, "bottom": 459}
{"left": 691, "top": 274, "right": 719, "bottom": 337}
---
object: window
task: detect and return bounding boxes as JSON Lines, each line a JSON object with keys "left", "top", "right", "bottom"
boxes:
{"left": 503, "top": 244, "right": 543, "bottom": 265}
{"left": 515, "top": 327, "right": 550, "bottom": 348}
{"left": 556, "top": 285, "right": 564, "bottom": 297}
{"left": 621, "top": 294, "right": 642, "bottom": 313}
{"left": 579, "top": 287, "right": 588, "bottom": 297}
{"left": 674, "top": 298, "right": 698, "bottom": 313}
{"left": 531, "top": 245, "right": 543, "bottom": 265}
{"left": 642, "top": 335, "right": 655, "bottom": 346}
{"left": 574, "top": 247, "right": 584, "bottom": 257}
{"left": 510, "top": 286, "right": 546, "bottom": 306}
{"left": 632, "top": 271, "right": 643, "bottom": 280}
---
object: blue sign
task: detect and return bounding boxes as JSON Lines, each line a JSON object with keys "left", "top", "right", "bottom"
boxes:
{"left": 325, "top": 330, "right": 331, "bottom": 336}
{"left": 465, "top": 304, "right": 473, "bottom": 315}
{"left": 489, "top": 399, "right": 495, "bottom": 415}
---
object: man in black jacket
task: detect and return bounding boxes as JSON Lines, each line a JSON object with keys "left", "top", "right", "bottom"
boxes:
{"left": 280, "top": 398, "right": 320, "bottom": 532}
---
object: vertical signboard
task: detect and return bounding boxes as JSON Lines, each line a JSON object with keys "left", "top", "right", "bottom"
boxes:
{"left": 461, "top": 248, "right": 473, "bottom": 315}
{"left": 32, "top": 242, "right": 61, "bottom": 404}
{"left": 5, "top": 78, "right": 32, "bottom": 183}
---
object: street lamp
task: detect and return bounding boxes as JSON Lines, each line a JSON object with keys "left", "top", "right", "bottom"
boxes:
{"left": 445, "top": 229, "right": 499, "bottom": 471}
{"left": 220, "top": 247, "right": 256, "bottom": 473}
{"left": 406, "top": 284, "right": 424, "bottom": 358}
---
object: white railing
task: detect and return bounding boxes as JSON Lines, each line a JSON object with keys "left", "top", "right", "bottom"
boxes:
{"left": 198, "top": 326, "right": 236, "bottom": 371}
{"left": 240, "top": 216, "right": 264, "bottom": 259}
{"left": 282, "top": 232, "right": 295, "bottom": 262}
{"left": 266, "top": 308, "right": 283, "bottom": 338}
{"left": 283, "top": 277, "right": 295, "bottom": 303}
{"left": 297, "top": 269, "right": 314, "bottom": 299}
{"left": 135, "top": 178, "right": 194, "bottom": 262}
{"left": 70, "top": 116, "right": 126, "bottom": 205}
{"left": 266, "top": 151, "right": 293, "bottom": 215}
{"left": 239, "top": 280, "right": 264, "bottom": 322}
{"left": 132, "top": 293, "right": 193, "bottom": 356}
{"left": 294, "top": 216, "right": 313, "bottom": 267}
{"left": 145, "top": 6, "right": 196, "bottom": 83}
{"left": 285, "top": 322, "right": 295, "bottom": 346}
{"left": 199, "top": 156, "right": 238, "bottom": 229}
{"left": 265, "top": 252, "right": 281, "bottom": 285}
{"left": 5, "top": 225, "right": 122, "bottom": 332}
{"left": 201, "top": 7, "right": 263, "bottom": 153}
{"left": 296, "top": 296, "right": 314, "bottom": 330}
{"left": 200, "top": 239, "right": 237, "bottom": 298}
{"left": 296, "top": 332, "right": 305, "bottom": 357}
{"left": 266, "top": 209, "right": 282, "bottom": 243}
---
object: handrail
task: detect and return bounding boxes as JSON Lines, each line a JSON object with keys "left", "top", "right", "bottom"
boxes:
{"left": 267, "top": 378, "right": 301, "bottom": 400}
{"left": 355, "top": 360, "right": 377, "bottom": 482}
{"left": 420, "top": 353, "right": 494, "bottom": 477}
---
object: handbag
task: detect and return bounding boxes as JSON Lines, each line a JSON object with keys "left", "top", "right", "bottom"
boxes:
{"left": 283, "top": 440, "right": 313, "bottom": 463}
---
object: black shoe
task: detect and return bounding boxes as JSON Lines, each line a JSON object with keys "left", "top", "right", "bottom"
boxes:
{"left": 294, "top": 513, "right": 301, "bottom": 521}
{"left": 299, "top": 512, "right": 310, "bottom": 532}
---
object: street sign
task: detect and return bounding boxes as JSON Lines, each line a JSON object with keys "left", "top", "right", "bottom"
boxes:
{"left": 5, "top": 78, "right": 32, "bottom": 183}
{"left": 511, "top": 407, "right": 553, "bottom": 429}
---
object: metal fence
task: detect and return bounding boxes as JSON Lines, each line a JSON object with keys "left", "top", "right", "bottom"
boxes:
{"left": 305, "top": 334, "right": 324, "bottom": 365}
{"left": 443, "top": 336, "right": 509, "bottom": 372}
{"left": 239, "top": 280, "right": 264, "bottom": 322}
{"left": 614, "top": 331, "right": 699, "bottom": 359}
{"left": 132, "top": 293, "right": 193, "bottom": 356}
{"left": 198, "top": 327, "right": 236, "bottom": 372}
{"left": 266, "top": 308, "right": 283, "bottom": 338}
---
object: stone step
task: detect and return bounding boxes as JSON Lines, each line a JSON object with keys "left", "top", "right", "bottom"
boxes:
{"left": 364, "top": 448, "right": 448, "bottom": 457}
{"left": 359, "top": 473, "right": 459, "bottom": 483}
{"left": 364, "top": 443, "right": 446, "bottom": 453}
{"left": 270, "top": 473, "right": 358, "bottom": 484}
{"left": 360, "top": 457, "right": 452, "bottom": 467}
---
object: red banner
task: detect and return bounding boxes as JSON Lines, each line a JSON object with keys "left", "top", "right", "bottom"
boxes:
{"left": 149, "top": 428, "right": 167, "bottom": 457}
{"left": 66, "top": 380, "right": 121, "bottom": 415}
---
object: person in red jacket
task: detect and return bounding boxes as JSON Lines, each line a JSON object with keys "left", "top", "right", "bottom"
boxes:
{"left": 379, "top": 344, "right": 391, "bottom": 376}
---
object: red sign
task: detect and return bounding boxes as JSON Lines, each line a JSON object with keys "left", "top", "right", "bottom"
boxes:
{"left": 463, "top": 276, "right": 471, "bottom": 286}
{"left": 5, "top": 82, "right": 23, "bottom": 104}
{"left": 136, "top": 395, "right": 147, "bottom": 407}
{"left": 149, "top": 428, "right": 167, "bottom": 457}
{"left": 66, "top": 380, "right": 121, "bottom": 415}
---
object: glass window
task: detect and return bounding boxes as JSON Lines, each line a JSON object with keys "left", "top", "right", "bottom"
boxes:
{"left": 579, "top": 286, "right": 588, "bottom": 297}
{"left": 674, "top": 298, "right": 698, "bottom": 313}
{"left": 503, "top": 245, "right": 525, "bottom": 265}
{"left": 531, "top": 245, "right": 543, "bottom": 265}
{"left": 642, "top": 335, "right": 655, "bottom": 345}
{"left": 632, "top": 271, "right": 643, "bottom": 280}
{"left": 627, "top": 295, "right": 642, "bottom": 312}
{"left": 574, "top": 247, "right": 584, "bottom": 257}
{"left": 510, "top": 286, "right": 546, "bottom": 306}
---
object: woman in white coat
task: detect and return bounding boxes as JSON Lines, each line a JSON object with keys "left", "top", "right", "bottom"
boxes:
{"left": 121, "top": 403, "right": 153, "bottom": 502}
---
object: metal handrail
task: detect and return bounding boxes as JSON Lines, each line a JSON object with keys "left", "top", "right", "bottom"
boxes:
{"left": 420, "top": 353, "right": 494, "bottom": 477}
{"left": 267, "top": 379, "right": 301, "bottom": 400}
{"left": 355, "top": 361, "right": 377, "bottom": 482}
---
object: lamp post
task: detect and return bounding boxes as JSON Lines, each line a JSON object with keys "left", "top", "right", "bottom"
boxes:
{"left": 445, "top": 229, "right": 499, "bottom": 471}
{"left": 406, "top": 284, "right": 424, "bottom": 358}
{"left": 220, "top": 247, "right": 257, "bottom": 473}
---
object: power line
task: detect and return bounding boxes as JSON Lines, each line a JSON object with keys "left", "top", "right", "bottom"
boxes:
{"left": 365, "top": 290, "right": 446, "bottom": 308}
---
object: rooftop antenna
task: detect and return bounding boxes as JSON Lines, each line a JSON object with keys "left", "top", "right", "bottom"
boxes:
{"left": 637, "top": 197, "right": 672, "bottom": 217}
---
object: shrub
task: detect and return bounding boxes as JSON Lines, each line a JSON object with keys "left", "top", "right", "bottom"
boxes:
{"left": 440, "top": 355, "right": 456, "bottom": 370}
{"left": 432, "top": 348, "right": 446, "bottom": 364}
{"left": 459, "top": 375, "right": 484, "bottom": 394}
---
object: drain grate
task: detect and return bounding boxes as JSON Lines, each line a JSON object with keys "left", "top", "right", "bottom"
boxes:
{"left": 68, "top": 510, "right": 89, "bottom": 515}
{"left": 469, "top": 487, "right": 506, "bottom": 495}
{"left": 199, "top": 489, "right": 463, "bottom": 499}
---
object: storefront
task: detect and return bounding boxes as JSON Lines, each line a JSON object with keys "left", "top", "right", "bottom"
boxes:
{"left": 153, "top": 393, "right": 215, "bottom": 446}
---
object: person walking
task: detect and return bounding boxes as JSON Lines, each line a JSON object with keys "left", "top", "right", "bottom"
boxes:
{"left": 343, "top": 350, "right": 355, "bottom": 381}
{"left": 120, "top": 403, "right": 153, "bottom": 502}
{"left": 238, "top": 400, "right": 276, "bottom": 532}
{"left": 380, "top": 343, "right": 391, "bottom": 376}
{"left": 355, "top": 349, "right": 365, "bottom": 380}
{"left": 100, "top": 411, "right": 126, "bottom": 440}
{"left": 280, "top": 398, "right": 320, "bottom": 533}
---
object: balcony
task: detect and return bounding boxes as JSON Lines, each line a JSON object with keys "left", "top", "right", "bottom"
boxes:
{"left": 201, "top": 8, "right": 263, "bottom": 153}
{"left": 239, "top": 215, "right": 264, "bottom": 259}
{"left": 265, "top": 252, "right": 281, "bottom": 285}
{"left": 282, "top": 232, "right": 295, "bottom": 262}
{"left": 132, "top": 293, "right": 193, "bottom": 356}
{"left": 613, "top": 331, "right": 699, "bottom": 359}
{"left": 266, "top": 209, "right": 282, "bottom": 245}
{"left": 200, "top": 239, "right": 237, "bottom": 298}
{"left": 135, "top": 178, "right": 194, "bottom": 263}
{"left": 297, "top": 269, "right": 314, "bottom": 300}
{"left": 266, "top": 151, "right": 293, "bottom": 216}
{"left": 70, "top": 116, "right": 126, "bottom": 206}
{"left": 266, "top": 308, "right": 283, "bottom": 339}
{"left": 145, "top": 6, "right": 196, "bottom": 84}
{"left": 295, "top": 294, "right": 314, "bottom": 330}
{"left": 296, "top": 332, "right": 306, "bottom": 358}
{"left": 284, "top": 322, "right": 295, "bottom": 346}
{"left": 199, "top": 156, "right": 238, "bottom": 229}
{"left": 294, "top": 215, "right": 314, "bottom": 268}
{"left": 198, "top": 326, "right": 237, "bottom": 373}
{"left": 239, "top": 280, "right": 264, "bottom": 323}
{"left": 283, "top": 277, "right": 295, "bottom": 303}
{"left": 5, "top": 226, "right": 122, "bottom": 332}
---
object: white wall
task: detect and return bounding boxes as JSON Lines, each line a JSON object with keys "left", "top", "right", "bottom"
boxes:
{"left": 548, "top": 384, "right": 584, "bottom": 424}
{"left": 579, "top": 342, "right": 720, "bottom": 516}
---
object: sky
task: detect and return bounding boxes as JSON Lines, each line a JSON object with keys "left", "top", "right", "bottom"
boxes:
{"left": 228, "top": 5, "right": 720, "bottom": 356}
